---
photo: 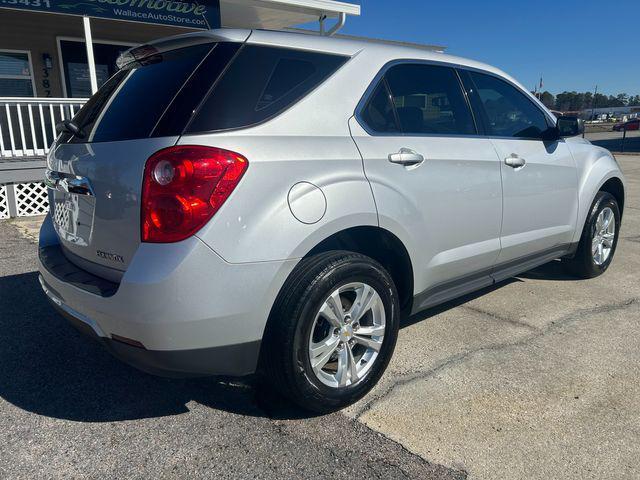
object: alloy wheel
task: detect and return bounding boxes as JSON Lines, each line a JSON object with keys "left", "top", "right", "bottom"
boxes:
{"left": 592, "top": 206, "right": 616, "bottom": 266}
{"left": 308, "top": 282, "right": 386, "bottom": 388}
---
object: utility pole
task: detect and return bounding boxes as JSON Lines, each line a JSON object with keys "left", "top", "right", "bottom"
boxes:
{"left": 538, "top": 75, "right": 543, "bottom": 100}
{"left": 591, "top": 84, "right": 598, "bottom": 120}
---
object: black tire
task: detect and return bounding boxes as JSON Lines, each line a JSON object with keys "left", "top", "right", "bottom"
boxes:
{"left": 260, "top": 250, "right": 400, "bottom": 413}
{"left": 566, "top": 191, "right": 621, "bottom": 278}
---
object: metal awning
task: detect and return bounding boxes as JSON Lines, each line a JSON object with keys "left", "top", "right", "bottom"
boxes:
{"left": 0, "top": 0, "right": 360, "bottom": 32}
{"left": 220, "top": 0, "right": 360, "bottom": 30}
{"left": 0, "top": 0, "right": 360, "bottom": 98}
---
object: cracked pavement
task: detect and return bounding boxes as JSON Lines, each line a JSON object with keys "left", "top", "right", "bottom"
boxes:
{"left": 0, "top": 228, "right": 456, "bottom": 479}
{"left": 345, "top": 156, "right": 640, "bottom": 479}
{"left": 1, "top": 155, "right": 639, "bottom": 479}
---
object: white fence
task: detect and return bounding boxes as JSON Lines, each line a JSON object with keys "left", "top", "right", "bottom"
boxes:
{"left": 0, "top": 97, "right": 87, "bottom": 218}
{"left": 0, "top": 184, "right": 9, "bottom": 219}
{"left": 0, "top": 181, "right": 50, "bottom": 218}
{"left": 0, "top": 97, "right": 87, "bottom": 158}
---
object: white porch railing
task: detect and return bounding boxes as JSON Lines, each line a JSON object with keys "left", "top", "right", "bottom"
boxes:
{"left": 0, "top": 97, "right": 88, "bottom": 158}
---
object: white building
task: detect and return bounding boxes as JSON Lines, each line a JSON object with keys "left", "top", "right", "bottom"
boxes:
{"left": 583, "top": 106, "right": 640, "bottom": 121}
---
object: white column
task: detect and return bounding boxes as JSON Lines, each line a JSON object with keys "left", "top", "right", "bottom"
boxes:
{"left": 83, "top": 16, "right": 98, "bottom": 95}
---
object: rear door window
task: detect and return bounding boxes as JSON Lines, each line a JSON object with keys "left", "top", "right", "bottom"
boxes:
{"left": 65, "top": 43, "right": 216, "bottom": 144}
{"left": 360, "top": 81, "right": 400, "bottom": 134}
{"left": 384, "top": 64, "right": 476, "bottom": 136}
{"left": 186, "top": 45, "right": 348, "bottom": 133}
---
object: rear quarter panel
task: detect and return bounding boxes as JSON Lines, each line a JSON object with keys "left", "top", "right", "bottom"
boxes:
{"left": 178, "top": 46, "right": 394, "bottom": 264}
{"left": 183, "top": 133, "right": 378, "bottom": 263}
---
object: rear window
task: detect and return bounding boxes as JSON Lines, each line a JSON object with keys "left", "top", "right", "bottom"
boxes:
{"left": 64, "top": 43, "right": 217, "bottom": 144}
{"left": 185, "top": 45, "right": 348, "bottom": 133}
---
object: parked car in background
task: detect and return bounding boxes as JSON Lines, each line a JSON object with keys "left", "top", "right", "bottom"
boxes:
{"left": 39, "top": 29, "right": 625, "bottom": 412}
{"left": 613, "top": 118, "right": 640, "bottom": 131}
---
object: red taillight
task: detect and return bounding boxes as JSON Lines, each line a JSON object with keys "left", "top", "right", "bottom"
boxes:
{"left": 141, "top": 145, "right": 248, "bottom": 243}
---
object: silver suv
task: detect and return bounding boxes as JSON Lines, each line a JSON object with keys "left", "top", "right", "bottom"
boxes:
{"left": 39, "top": 29, "right": 625, "bottom": 412}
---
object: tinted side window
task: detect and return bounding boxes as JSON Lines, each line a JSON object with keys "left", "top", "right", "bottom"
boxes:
{"left": 256, "top": 58, "right": 316, "bottom": 110}
{"left": 152, "top": 42, "right": 241, "bottom": 137}
{"left": 469, "top": 72, "right": 549, "bottom": 139}
{"left": 384, "top": 64, "right": 475, "bottom": 135}
{"left": 360, "top": 81, "right": 400, "bottom": 133}
{"left": 187, "top": 46, "right": 348, "bottom": 133}
{"left": 67, "top": 43, "right": 214, "bottom": 144}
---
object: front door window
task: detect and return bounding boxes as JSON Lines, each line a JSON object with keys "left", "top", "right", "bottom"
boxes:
{"left": 468, "top": 71, "right": 550, "bottom": 139}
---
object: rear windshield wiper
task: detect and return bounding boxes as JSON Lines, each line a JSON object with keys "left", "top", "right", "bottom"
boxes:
{"left": 56, "top": 120, "right": 85, "bottom": 139}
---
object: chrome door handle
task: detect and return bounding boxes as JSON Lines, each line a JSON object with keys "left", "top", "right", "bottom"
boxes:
{"left": 504, "top": 155, "right": 526, "bottom": 168}
{"left": 388, "top": 148, "right": 425, "bottom": 166}
{"left": 45, "top": 169, "right": 94, "bottom": 197}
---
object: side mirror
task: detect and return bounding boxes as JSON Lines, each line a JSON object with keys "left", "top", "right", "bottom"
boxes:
{"left": 556, "top": 116, "right": 584, "bottom": 137}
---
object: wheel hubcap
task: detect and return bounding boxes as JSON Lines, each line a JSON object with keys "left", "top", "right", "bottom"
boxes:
{"left": 338, "top": 324, "right": 354, "bottom": 343}
{"left": 308, "top": 282, "right": 386, "bottom": 388}
{"left": 592, "top": 206, "right": 616, "bottom": 266}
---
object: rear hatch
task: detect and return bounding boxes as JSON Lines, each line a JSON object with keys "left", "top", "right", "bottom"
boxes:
{"left": 47, "top": 33, "right": 246, "bottom": 280}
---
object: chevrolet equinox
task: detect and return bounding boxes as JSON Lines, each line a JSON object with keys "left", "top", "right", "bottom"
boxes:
{"left": 39, "top": 29, "right": 625, "bottom": 412}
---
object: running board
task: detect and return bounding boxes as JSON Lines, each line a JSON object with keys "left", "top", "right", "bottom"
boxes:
{"left": 411, "top": 243, "right": 577, "bottom": 315}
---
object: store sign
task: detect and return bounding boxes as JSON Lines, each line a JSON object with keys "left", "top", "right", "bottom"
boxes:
{"left": 0, "top": 0, "right": 220, "bottom": 29}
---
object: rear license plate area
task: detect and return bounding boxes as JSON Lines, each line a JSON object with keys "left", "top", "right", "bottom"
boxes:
{"left": 51, "top": 190, "right": 96, "bottom": 247}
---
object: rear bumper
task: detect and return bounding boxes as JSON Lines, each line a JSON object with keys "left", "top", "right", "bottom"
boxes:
{"left": 44, "top": 291, "right": 260, "bottom": 378}
{"left": 38, "top": 214, "right": 297, "bottom": 377}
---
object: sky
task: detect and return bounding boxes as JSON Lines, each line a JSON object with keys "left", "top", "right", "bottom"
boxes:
{"left": 334, "top": 0, "right": 639, "bottom": 97}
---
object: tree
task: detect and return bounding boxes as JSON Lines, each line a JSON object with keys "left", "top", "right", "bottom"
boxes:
{"left": 545, "top": 89, "right": 638, "bottom": 112}
{"left": 540, "top": 91, "right": 555, "bottom": 109}
{"left": 616, "top": 93, "right": 629, "bottom": 106}
{"left": 583, "top": 92, "right": 593, "bottom": 109}
{"left": 593, "top": 93, "right": 610, "bottom": 109}
{"left": 555, "top": 91, "right": 586, "bottom": 111}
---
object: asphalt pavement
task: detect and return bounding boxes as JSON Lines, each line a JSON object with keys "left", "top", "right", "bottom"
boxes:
{"left": 0, "top": 219, "right": 461, "bottom": 478}
{"left": 1, "top": 155, "right": 639, "bottom": 479}
{"left": 344, "top": 154, "right": 640, "bottom": 479}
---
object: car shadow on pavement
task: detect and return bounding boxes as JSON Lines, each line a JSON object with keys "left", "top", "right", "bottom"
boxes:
{"left": 517, "top": 259, "right": 580, "bottom": 281}
{"left": 401, "top": 260, "right": 581, "bottom": 329}
{"left": 0, "top": 271, "right": 316, "bottom": 422}
{"left": 0, "top": 263, "right": 573, "bottom": 423}
{"left": 400, "top": 278, "right": 522, "bottom": 329}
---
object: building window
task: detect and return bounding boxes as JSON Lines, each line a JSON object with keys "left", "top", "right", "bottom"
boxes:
{"left": 57, "top": 39, "right": 133, "bottom": 98}
{"left": 0, "top": 50, "right": 35, "bottom": 97}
